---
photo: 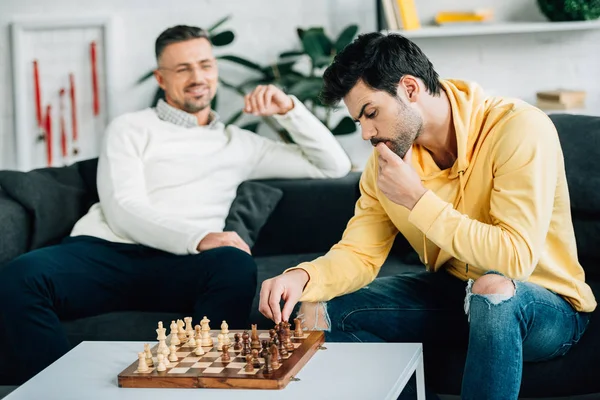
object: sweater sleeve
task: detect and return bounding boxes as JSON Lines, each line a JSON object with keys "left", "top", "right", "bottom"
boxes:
{"left": 97, "top": 118, "right": 211, "bottom": 255}
{"left": 285, "top": 153, "right": 399, "bottom": 302}
{"left": 408, "top": 110, "right": 559, "bottom": 280}
{"left": 246, "top": 96, "right": 352, "bottom": 180}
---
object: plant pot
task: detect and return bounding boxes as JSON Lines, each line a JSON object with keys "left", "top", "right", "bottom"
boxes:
{"left": 537, "top": 0, "right": 600, "bottom": 22}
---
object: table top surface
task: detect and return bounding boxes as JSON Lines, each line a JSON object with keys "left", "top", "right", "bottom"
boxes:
{"left": 6, "top": 341, "right": 423, "bottom": 400}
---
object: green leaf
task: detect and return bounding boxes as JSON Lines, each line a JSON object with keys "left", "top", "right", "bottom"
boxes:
{"left": 334, "top": 24, "right": 358, "bottom": 53}
{"left": 210, "top": 31, "right": 234, "bottom": 47}
{"left": 331, "top": 116, "right": 357, "bottom": 135}
{"left": 225, "top": 110, "right": 244, "bottom": 126}
{"left": 152, "top": 87, "right": 165, "bottom": 107}
{"left": 137, "top": 70, "right": 155, "bottom": 84}
{"left": 287, "top": 77, "right": 323, "bottom": 102}
{"left": 207, "top": 15, "right": 231, "bottom": 33}
{"left": 279, "top": 50, "right": 305, "bottom": 59}
{"left": 296, "top": 28, "right": 305, "bottom": 40}
{"left": 241, "top": 121, "right": 261, "bottom": 133}
{"left": 218, "top": 55, "right": 264, "bottom": 73}
{"left": 262, "top": 60, "right": 297, "bottom": 80}
{"left": 301, "top": 28, "right": 333, "bottom": 66}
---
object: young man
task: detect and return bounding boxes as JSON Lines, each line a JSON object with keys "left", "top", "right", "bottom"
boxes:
{"left": 0, "top": 25, "right": 351, "bottom": 383}
{"left": 259, "top": 32, "right": 596, "bottom": 399}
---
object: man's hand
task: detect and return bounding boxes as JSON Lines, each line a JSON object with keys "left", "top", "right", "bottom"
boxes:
{"left": 197, "top": 232, "right": 251, "bottom": 255}
{"left": 244, "top": 84, "right": 294, "bottom": 116}
{"left": 376, "top": 144, "right": 428, "bottom": 210}
{"left": 259, "top": 269, "right": 309, "bottom": 324}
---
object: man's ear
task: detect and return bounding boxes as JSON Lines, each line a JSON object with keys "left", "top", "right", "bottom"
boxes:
{"left": 398, "top": 75, "right": 420, "bottom": 103}
{"left": 154, "top": 69, "right": 166, "bottom": 91}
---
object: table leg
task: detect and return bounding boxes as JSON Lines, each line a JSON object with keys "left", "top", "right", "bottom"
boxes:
{"left": 416, "top": 353, "right": 426, "bottom": 400}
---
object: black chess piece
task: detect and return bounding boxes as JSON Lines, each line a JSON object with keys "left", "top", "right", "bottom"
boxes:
{"left": 260, "top": 340, "right": 270, "bottom": 359}
{"left": 233, "top": 333, "right": 242, "bottom": 351}
{"left": 263, "top": 352, "right": 273, "bottom": 374}
{"left": 241, "top": 331, "right": 251, "bottom": 356}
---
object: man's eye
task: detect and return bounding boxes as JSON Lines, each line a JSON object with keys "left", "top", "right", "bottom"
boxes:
{"left": 366, "top": 112, "right": 376, "bottom": 119}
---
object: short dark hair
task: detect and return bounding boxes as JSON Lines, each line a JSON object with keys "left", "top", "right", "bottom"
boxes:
{"left": 320, "top": 32, "right": 441, "bottom": 106}
{"left": 155, "top": 25, "right": 210, "bottom": 61}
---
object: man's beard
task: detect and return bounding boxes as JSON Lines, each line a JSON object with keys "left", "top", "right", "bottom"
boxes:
{"left": 178, "top": 84, "right": 214, "bottom": 113}
{"left": 371, "top": 103, "right": 423, "bottom": 159}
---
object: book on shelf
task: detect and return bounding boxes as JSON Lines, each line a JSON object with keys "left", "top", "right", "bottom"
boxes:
{"left": 434, "top": 9, "right": 494, "bottom": 25}
{"left": 381, "top": 0, "right": 421, "bottom": 31}
{"left": 536, "top": 89, "right": 587, "bottom": 110}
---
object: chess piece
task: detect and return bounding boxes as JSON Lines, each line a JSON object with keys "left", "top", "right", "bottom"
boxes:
{"left": 194, "top": 342, "right": 205, "bottom": 356}
{"left": 241, "top": 331, "right": 251, "bottom": 356}
{"left": 233, "top": 333, "right": 242, "bottom": 351}
{"left": 221, "top": 320, "right": 231, "bottom": 346}
{"left": 169, "top": 344, "right": 178, "bottom": 362}
{"left": 260, "top": 340, "right": 270, "bottom": 359}
{"left": 156, "top": 322, "right": 168, "bottom": 356}
{"left": 294, "top": 317, "right": 303, "bottom": 337}
{"left": 144, "top": 343, "right": 154, "bottom": 367}
{"left": 177, "top": 319, "right": 186, "bottom": 342}
{"left": 184, "top": 316, "right": 194, "bottom": 340}
{"left": 169, "top": 320, "right": 180, "bottom": 345}
{"left": 250, "top": 324, "right": 261, "bottom": 350}
{"left": 200, "top": 316, "right": 213, "bottom": 347}
{"left": 277, "top": 334, "right": 288, "bottom": 358}
{"left": 221, "top": 344, "right": 231, "bottom": 362}
{"left": 187, "top": 334, "right": 197, "bottom": 348}
{"left": 251, "top": 349, "right": 260, "bottom": 368}
{"left": 245, "top": 354, "right": 254, "bottom": 372}
{"left": 137, "top": 351, "right": 149, "bottom": 372}
{"left": 284, "top": 322, "right": 295, "bottom": 352}
{"left": 156, "top": 354, "right": 166, "bottom": 372}
{"left": 269, "top": 329, "right": 277, "bottom": 341}
{"left": 270, "top": 343, "right": 281, "bottom": 368}
{"left": 263, "top": 352, "right": 273, "bottom": 374}
{"left": 217, "top": 333, "right": 226, "bottom": 351}
{"left": 195, "top": 325, "right": 202, "bottom": 342}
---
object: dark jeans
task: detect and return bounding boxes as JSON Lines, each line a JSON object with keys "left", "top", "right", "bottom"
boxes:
{"left": 321, "top": 270, "right": 591, "bottom": 400}
{"left": 0, "top": 235, "right": 257, "bottom": 384}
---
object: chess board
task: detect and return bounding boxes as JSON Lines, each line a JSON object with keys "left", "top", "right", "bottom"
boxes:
{"left": 118, "top": 329, "right": 325, "bottom": 390}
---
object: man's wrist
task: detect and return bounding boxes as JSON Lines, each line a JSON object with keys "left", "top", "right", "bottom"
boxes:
{"left": 408, "top": 186, "right": 428, "bottom": 210}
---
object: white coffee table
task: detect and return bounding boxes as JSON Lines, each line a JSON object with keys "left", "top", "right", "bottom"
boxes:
{"left": 5, "top": 341, "right": 425, "bottom": 400}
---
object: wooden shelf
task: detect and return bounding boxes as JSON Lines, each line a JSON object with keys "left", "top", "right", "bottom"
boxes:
{"left": 386, "top": 20, "right": 600, "bottom": 39}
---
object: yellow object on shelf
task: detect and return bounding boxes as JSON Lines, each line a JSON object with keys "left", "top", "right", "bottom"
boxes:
{"left": 396, "top": 0, "right": 421, "bottom": 30}
{"left": 434, "top": 9, "right": 494, "bottom": 25}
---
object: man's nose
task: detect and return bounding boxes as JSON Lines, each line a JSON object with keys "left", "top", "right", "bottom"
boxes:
{"left": 361, "top": 122, "right": 376, "bottom": 141}
{"left": 190, "top": 67, "right": 207, "bottom": 83}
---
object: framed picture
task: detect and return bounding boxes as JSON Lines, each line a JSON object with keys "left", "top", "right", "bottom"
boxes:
{"left": 11, "top": 15, "right": 116, "bottom": 171}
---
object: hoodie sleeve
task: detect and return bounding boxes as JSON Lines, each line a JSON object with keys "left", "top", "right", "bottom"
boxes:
{"left": 285, "top": 153, "right": 399, "bottom": 302}
{"left": 408, "top": 109, "right": 559, "bottom": 280}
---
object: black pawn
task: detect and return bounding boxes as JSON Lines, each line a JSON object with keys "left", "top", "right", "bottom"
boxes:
{"left": 263, "top": 352, "right": 273, "bottom": 374}
{"left": 260, "top": 340, "right": 270, "bottom": 359}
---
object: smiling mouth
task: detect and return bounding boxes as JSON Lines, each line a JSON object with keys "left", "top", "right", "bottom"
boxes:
{"left": 186, "top": 86, "right": 208, "bottom": 96}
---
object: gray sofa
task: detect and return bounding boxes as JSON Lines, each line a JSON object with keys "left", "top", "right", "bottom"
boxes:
{"left": 0, "top": 113, "right": 599, "bottom": 398}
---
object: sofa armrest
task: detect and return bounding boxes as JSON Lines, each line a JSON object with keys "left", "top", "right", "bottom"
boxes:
{"left": 252, "top": 172, "right": 361, "bottom": 256}
{"left": 0, "top": 188, "right": 30, "bottom": 267}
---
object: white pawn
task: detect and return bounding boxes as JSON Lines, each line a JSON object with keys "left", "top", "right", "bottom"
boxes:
{"left": 144, "top": 343, "right": 154, "bottom": 367}
{"left": 169, "top": 320, "right": 180, "bottom": 345}
{"left": 194, "top": 342, "right": 205, "bottom": 356}
{"left": 201, "top": 329, "right": 213, "bottom": 347}
{"left": 137, "top": 352, "right": 149, "bottom": 372}
{"left": 156, "top": 354, "right": 166, "bottom": 372}
{"left": 217, "top": 333, "right": 226, "bottom": 351}
{"left": 169, "top": 344, "right": 178, "bottom": 362}
{"left": 187, "top": 334, "right": 197, "bottom": 348}
{"left": 221, "top": 320, "right": 231, "bottom": 346}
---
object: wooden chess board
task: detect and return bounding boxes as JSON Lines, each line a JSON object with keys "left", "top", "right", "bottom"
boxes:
{"left": 118, "top": 329, "right": 325, "bottom": 390}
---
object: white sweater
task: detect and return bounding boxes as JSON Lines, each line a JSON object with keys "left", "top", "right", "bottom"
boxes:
{"left": 70, "top": 96, "right": 352, "bottom": 255}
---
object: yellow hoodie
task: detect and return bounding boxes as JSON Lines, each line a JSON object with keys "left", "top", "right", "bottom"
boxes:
{"left": 290, "top": 79, "right": 596, "bottom": 313}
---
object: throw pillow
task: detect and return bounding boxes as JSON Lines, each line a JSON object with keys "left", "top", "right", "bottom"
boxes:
{"left": 0, "top": 170, "right": 90, "bottom": 250}
{"left": 224, "top": 181, "right": 283, "bottom": 249}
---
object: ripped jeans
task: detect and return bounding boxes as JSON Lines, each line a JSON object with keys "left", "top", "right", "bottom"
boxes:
{"left": 303, "top": 270, "right": 591, "bottom": 400}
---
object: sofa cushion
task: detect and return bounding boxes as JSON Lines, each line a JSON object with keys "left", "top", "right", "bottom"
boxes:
{"left": 0, "top": 168, "right": 93, "bottom": 251}
{"left": 0, "top": 189, "right": 29, "bottom": 267}
{"left": 224, "top": 181, "right": 283, "bottom": 249}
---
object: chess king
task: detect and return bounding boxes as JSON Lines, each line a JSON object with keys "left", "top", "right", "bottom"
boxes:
{"left": 0, "top": 25, "right": 351, "bottom": 384}
{"left": 259, "top": 32, "right": 596, "bottom": 399}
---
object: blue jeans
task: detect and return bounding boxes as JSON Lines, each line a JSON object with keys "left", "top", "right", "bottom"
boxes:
{"left": 317, "top": 270, "right": 591, "bottom": 400}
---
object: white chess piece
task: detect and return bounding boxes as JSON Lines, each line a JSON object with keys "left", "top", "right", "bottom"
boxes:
{"left": 187, "top": 334, "right": 197, "bottom": 348}
{"left": 200, "top": 316, "right": 211, "bottom": 331}
{"left": 221, "top": 320, "right": 231, "bottom": 345}
{"left": 144, "top": 343, "right": 154, "bottom": 367}
{"left": 195, "top": 325, "right": 202, "bottom": 342}
{"left": 217, "top": 333, "right": 226, "bottom": 351}
{"left": 200, "top": 316, "right": 213, "bottom": 346}
{"left": 137, "top": 352, "right": 149, "bottom": 372}
{"left": 177, "top": 319, "right": 186, "bottom": 342}
{"left": 169, "top": 344, "right": 178, "bottom": 362}
{"left": 169, "top": 320, "right": 180, "bottom": 345}
{"left": 184, "top": 316, "right": 194, "bottom": 340}
{"left": 194, "top": 342, "right": 205, "bottom": 356}
{"left": 156, "top": 354, "right": 166, "bottom": 372}
{"left": 156, "top": 322, "right": 168, "bottom": 356}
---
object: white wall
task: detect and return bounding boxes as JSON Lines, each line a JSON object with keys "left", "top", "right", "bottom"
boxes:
{"left": 1, "top": 0, "right": 600, "bottom": 170}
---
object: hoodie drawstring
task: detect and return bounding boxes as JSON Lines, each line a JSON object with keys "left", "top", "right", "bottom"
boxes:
{"left": 458, "top": 170, "right": 469, "bottom": 274}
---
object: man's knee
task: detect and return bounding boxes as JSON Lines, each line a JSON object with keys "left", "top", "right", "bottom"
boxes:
{"left": 0, "top": 253, "right": 48, "bottom": 303}
{"left": 471, "top": 273, "right": 515, "bottom": 297}
{"left": 198, "top": 246, "right": 257, "bottom": 289}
